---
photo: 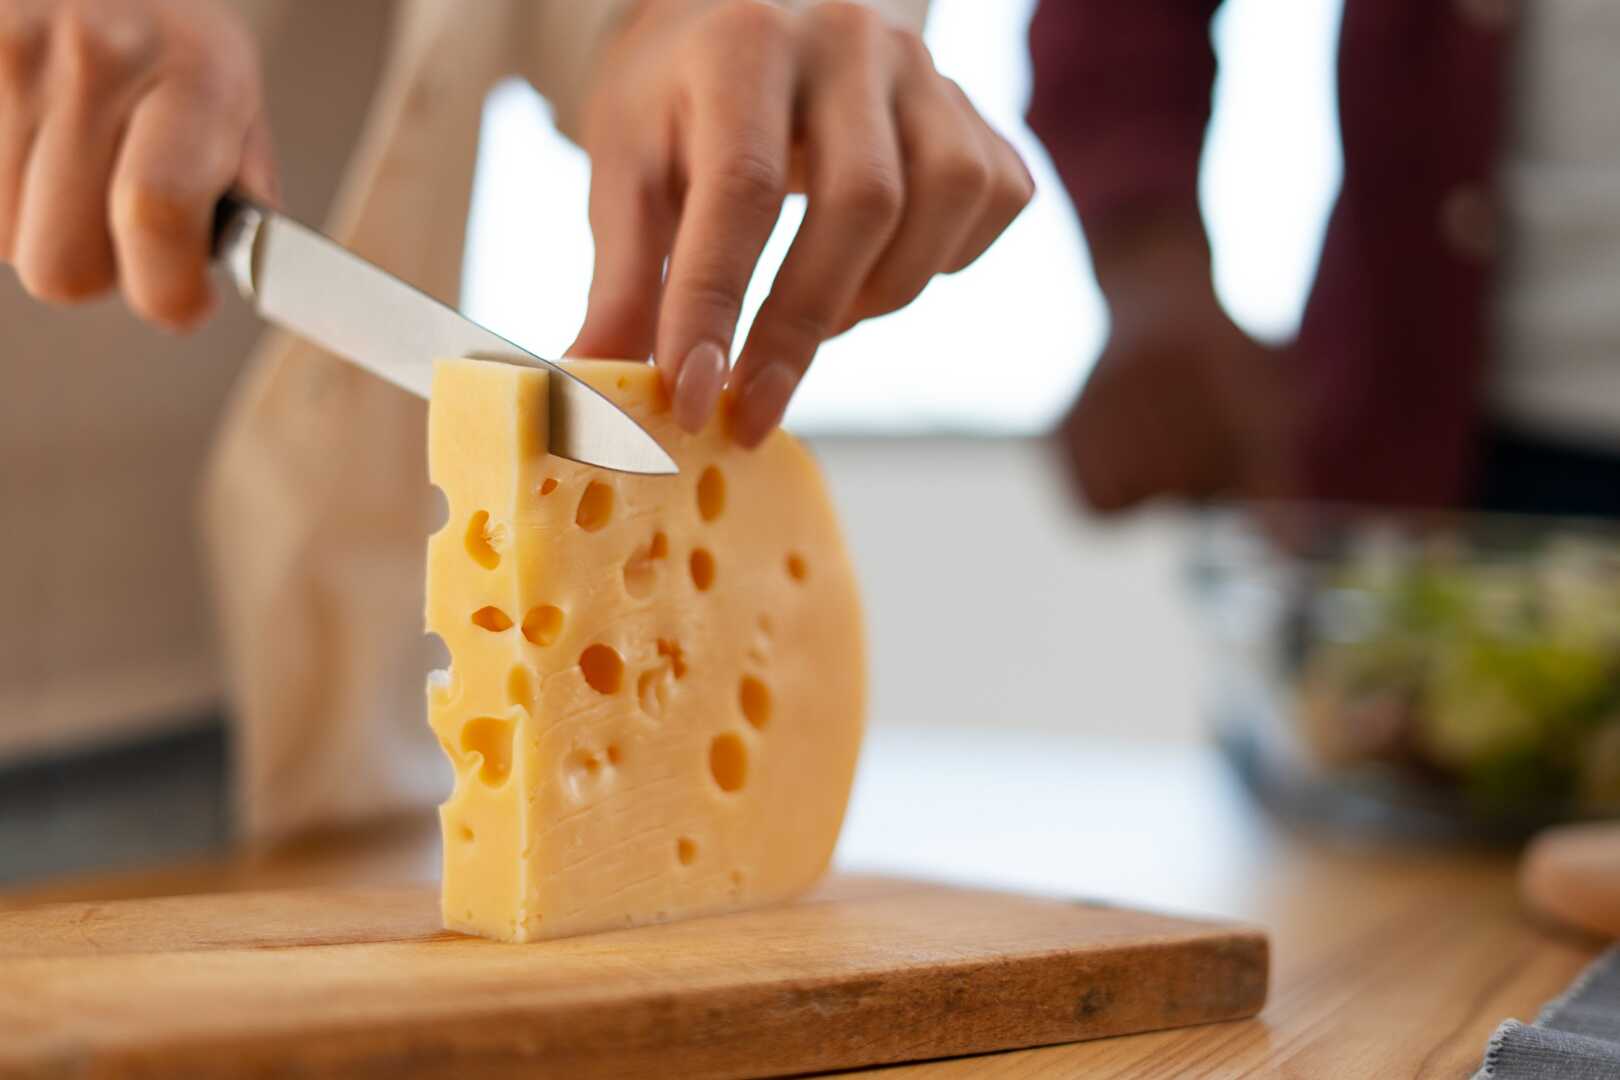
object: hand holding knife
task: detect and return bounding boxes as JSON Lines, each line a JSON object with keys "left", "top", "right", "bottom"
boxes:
{"left": 2, "top": 0, "right": 1031, "bottom": 455}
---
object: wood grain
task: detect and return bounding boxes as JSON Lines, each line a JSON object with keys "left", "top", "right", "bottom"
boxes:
{"left": 1, "top": 738, "right": 1601, "bottom": 1078}
{"left": 836, "top": 847, "right": 1597, "bottom": 1079}
{"left": 0, "top": 876, "right": 1266, "bottom": 1079}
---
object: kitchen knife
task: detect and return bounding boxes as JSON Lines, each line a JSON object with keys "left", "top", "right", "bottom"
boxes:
{"left": 212, "top": 193, "right": 678, "bottom": 476}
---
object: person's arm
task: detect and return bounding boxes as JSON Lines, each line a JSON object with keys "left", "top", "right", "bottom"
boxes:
{"left": 521, "top": 0, "right": 1028, "bottom": 445}
{"left": 1027, "top": 1, "right": 1296, "bottom": 510}
{"left": 1026, "top": 0, "right": 1223, "bottom": 298}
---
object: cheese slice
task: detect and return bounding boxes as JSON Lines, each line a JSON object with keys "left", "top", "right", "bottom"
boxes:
{"left": 425, "top": 358, "right": 865, "bottom": 942}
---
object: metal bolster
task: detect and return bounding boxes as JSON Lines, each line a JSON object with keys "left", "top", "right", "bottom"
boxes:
{"left": 215, "top": 200, "right": 265, "bottom": 302}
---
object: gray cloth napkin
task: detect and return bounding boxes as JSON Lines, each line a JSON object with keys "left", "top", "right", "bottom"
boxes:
{"left": 1477, "top": 946, "right": 1620, "bottom": 1079}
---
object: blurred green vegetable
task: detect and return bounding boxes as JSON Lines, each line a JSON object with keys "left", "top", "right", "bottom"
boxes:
{"left": 1294, "top": 533, "right": 1620, "bottom": 816}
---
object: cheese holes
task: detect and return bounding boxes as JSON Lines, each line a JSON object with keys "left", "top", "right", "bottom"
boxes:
{"left": 786, "top": 553, "right": 808, "bottom": 582}
{"left": 623, "top": 532, "right": 668, "bottom": 599}
{"left": 638, "top": 668, "right": 672, "bottom": 718}
{"left": 459, "top": 824, "right": 475, "bottom": 844}
{"left": 638, "top": 640, "right": 688, "bottom": 719}
{"left": 623, "top": 555, "right": 657, "bottom": 599}
{"left": 657, "top": 638, "right": 688, "bottom": 678}
{"left": 709, "top": 733, "right": 748, "bottom": 793}
{"left": 575, "top": 481, "right": 615, "bottom": 531}
{"left": 465, "top": 511, "right": 503, "bottom": 569}
{"left": 690, "top": 548, "right": 716, "bottom": 591}
{"left": 697, "top": 466, "right": 725, "bottom": 522}
{"left": 507, "top": 664, "right": 534, "bottom": 707}
{"left": 580, "top": 644, "right": 624, "bottom": 694}
{"left": 739, "top": 677, "right": 772, "bottom": 730}
{"left": 607, "top": 742, "right": 624, "bottom": 766}
{"left": 522, "top": 605, "right": 564, "bottom": 646}
{"left": 461, "top": 717, "right": 514, "bottom": 786}
{"left": 471, "top": 606, "right": 513, "bottom": 632}
{"left": 677, "top": 836, "right": 698, "bottom": 866}
{"left": 564, "top": 747, "right": 608, "bottom": 801}
{"left": 749, "top": 616, "right": 773, "bottom": 663}
{"left": 539, "top": 477, "right": 558, "bottom": 496}
{"left": 617, "top": 374, "right": 633, "bottom": 391}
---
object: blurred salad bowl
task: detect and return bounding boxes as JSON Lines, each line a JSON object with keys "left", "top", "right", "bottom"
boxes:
{"left": 1190, "top": 508, "right": 1620, "bottom": 842}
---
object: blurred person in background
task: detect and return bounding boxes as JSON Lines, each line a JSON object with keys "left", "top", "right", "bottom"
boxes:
{"left": 1028, "top": 1, "right": 1620, "bottom": 520}
{"left": 1026, "top": 0, "right": 1620, "bottom": 937}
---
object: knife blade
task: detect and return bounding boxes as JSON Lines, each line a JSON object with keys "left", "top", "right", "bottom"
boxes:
{"left": 212, "top": 194, "right": 678, "bottom": 477}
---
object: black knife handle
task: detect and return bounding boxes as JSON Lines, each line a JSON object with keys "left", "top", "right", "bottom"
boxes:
{"left": 211, "top": 192, "right": 252, "bottom": 258}
{"left": 212, "top": 192, "right": 264, "bottom": 299}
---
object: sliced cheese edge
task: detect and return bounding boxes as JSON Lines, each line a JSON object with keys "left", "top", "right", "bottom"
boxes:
{"left": 425, "top": 358, "right": 866, "bottom": 941}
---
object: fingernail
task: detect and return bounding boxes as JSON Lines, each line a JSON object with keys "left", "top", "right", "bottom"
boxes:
{"left": 732, "top": 363, "right": 797, "bottom": 448}
{"left": 674, "top": 342, "right": 727, "bottom": 433}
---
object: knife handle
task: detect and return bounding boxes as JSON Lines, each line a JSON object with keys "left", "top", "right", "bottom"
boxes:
{"left": 211, "top": 192, "right": 264, "bottom": 302}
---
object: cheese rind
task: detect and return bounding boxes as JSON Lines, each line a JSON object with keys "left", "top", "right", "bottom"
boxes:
{"left": 426, "top": 359, "right": 865, "bottom": 942}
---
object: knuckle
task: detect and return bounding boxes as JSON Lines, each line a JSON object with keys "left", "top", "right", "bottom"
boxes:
{"left": 988, "top": 132, "right": 1036, "bottom": 208}
{"left": 673, "top": 271, "right": 747, "bottom": 325}
{"left": 762, "top": 306, "right": 833, "bottom": 354}
{"left": 172, "top": 28, "right": 261, "bottom": 118}
{"left": 591, "top": 167, "right": 670, "bottom": 227}
{"left": 130, "top": 279, "right": 209, "bottom": 330}
{"left": 17, "top": 245, "right": 114, "bottom": 305}
{"left": 712, "top": 147, "right": 786, "bottom": 213}
{"left": 1010, "top": 161, "right": 1037, "bottom": 206}
{"left": 810, "top": 2, "right": 884, "bottom": 41}
{"left": 52, "top": 8, "right": 154, "bottom": 95}
{"left": 707, "top": 0, "right": 791, "bottom": 49}
{"left": 0, "top": 17, "right": 46, "bottom": 99}
{"left": 860, "top": 275, "right": 925, "bottom": 317}
{"left": 931, "top": 148, "right": 992, "bottom": 205}
{"left": 169, "top": 60, "right": 254, "bottom": 123}
{"left": 830, "top": 160, "right": 903, "bottom": 228}
{"left": 110, "top": 178, "right": 194, "bottom": 243}
{"left": 889, "top": 26, "right": 934, "bottom": 72}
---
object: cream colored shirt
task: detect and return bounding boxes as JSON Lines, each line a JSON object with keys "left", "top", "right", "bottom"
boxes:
{"left": 1491, "top": 0, "right": 1620, "bottom": 445}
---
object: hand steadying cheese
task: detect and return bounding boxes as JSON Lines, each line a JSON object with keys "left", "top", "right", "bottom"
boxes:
{"left": 427, "top": 358, "right": 865, "bottom": 941}
{"left": 564, "top": 0, "right": 1034, "bottom": 445}
{"left": 0, "top": 0, "right": 1031, "bottom": 446}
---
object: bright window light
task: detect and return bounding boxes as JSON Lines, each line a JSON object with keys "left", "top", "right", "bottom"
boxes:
{"left": 463, "top": 0, "right": 1342, "bottom": 435}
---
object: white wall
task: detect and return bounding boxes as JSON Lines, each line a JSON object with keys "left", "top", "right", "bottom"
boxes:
{"left": 463, "top": 0, "right": 1344, "bottom": 436}
{"left": 815, "top": 438, "right": 1203, "bottom": 740}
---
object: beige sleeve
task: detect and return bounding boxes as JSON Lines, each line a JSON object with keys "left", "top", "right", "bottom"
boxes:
{"left": 524, "top": 0, "right": 933, "bottom": 139}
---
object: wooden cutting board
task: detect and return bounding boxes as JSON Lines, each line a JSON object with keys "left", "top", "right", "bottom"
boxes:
{"left": 0, "top": 875, "right": 1267, "bottom": 1079}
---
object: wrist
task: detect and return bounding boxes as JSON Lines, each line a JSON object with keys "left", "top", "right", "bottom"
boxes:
{"left": 1086, "top": 202, "right": 1218, "bottom": 328}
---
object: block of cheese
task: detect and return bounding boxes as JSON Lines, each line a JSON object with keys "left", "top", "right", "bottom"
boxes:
{"left": 425, "top": 358, "right": 865, "bottom": 942}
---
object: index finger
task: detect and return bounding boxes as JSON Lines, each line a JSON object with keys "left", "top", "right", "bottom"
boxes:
{"left": 655, "top": 4, "right": 796, "bottom": 432}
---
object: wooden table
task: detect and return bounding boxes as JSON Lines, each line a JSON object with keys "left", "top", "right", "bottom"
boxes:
{"left": 1, "top": 728, "right": 1600, "bottom": 1078}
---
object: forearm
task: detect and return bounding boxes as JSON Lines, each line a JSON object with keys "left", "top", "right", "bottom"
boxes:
{"left": 1026, "top": 0, "right": 1224, "bottom": 314}
{"left": 1086, "top": 202, "right": 1217, "bottom": 323}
